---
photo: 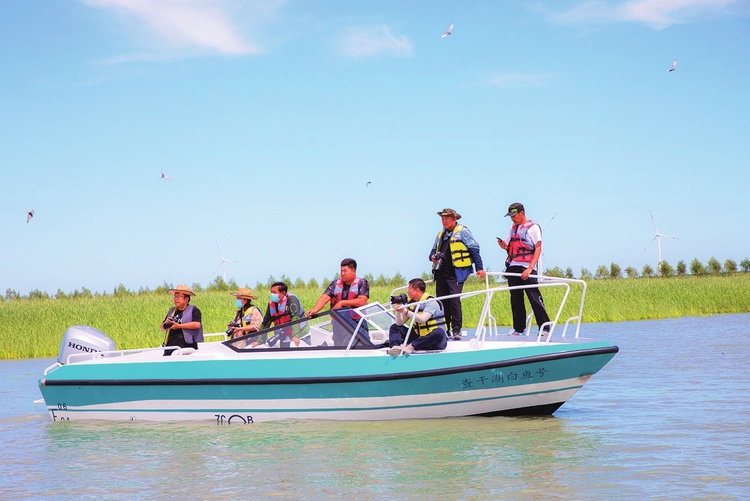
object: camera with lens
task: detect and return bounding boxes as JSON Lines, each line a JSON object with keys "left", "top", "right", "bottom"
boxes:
{"left": 162, "top": 316, "right": 176, "bottom": 330}
{"left": 226, "top": 321, "right": 241, "bottom": 336}
{"left": 390, "top": 293, "right": 409, "bottom": 305}
{"left": 432, "top": 251, "right": 446, "bottom": 272}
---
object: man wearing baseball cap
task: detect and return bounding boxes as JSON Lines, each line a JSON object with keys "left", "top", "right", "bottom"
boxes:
{"left": 498, "top": 203, "right": 551, "bottom": 335}
{"left": 429, "top": 208, "right": 486, "bottom": 340}
{"left": 161, "top": 284, "right": 204, "bottom": 356}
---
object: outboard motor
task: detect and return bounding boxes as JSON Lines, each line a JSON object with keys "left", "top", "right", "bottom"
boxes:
{"left": 58, "top": 325, "right": 116, "bottom": 364}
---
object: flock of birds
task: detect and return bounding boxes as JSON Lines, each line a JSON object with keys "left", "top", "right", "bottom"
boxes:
{"left": 23, "top": 25, "right": 677, "bottom": 224}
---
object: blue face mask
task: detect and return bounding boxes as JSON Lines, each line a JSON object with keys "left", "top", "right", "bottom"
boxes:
{"left": 235, "top": 299, "right": 243, "bottom": 308}
{"left": 269, "top": 293, "right": 280, "bottom": 303}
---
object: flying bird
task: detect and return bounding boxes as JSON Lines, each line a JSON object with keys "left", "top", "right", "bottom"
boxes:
{"left": 366, "top": 181, "right": 371, "bottom": 188}
{"left": 441, "top": 23, "right": 454, "bottom": 38}
{"left": 666, "top": 59, "right": 677, "bottom": 72}
{"left": 26, "top": 210, "right": 34, "bottom": 223}
{"left": 161, "top": 171, "right": 171, "bottom": 181}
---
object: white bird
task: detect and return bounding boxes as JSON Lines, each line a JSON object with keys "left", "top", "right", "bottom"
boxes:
{"left": 26, "top": 210, "right": 34, "bottom": 223}
{"left": 366, "top": 181, "right": 371, "bottom": 188}
{"left": 441, "top": 23, "right": 454, "bottom": 38}
{"left": 666, "top": 59, "right": 677, "bottom": 72}
{"left": 161, "top": 171, "right": 171, "bottom": 181}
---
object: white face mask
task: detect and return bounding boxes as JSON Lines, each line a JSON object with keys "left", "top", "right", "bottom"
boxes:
{"left": 235, "top": 299, "right": 243, "bottom": 308}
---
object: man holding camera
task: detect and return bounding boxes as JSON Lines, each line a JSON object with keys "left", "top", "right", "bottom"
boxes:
{"left": 429, "top": 208, "right": 486, "bottom": 340}
{"left": 227, "top": 287, "right": 263, "bottom": 341}
{"left": 388, "top": 278, "right": 448, "bottom": 356}
{"left": 161, "top": 284, "right": 203, "bottom": 356}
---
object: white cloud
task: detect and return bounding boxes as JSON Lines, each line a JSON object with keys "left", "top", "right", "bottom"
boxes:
{"left": 337, "top": 25, "right": 413, "bottom": 58}
{"left": 488, "top": 72, "right": 554, "bottom": 89}
{"left": 81, "top": 0, "right": 284, "bottom": 55}
{"left": 546, "top": 0, "right": 743, "bottom": 28}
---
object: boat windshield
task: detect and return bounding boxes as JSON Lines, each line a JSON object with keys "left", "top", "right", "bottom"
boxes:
{"left": 222, "top": 305, "right": 395, "bottom": 352}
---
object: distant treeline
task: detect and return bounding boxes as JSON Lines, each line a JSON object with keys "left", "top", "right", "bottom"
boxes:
{"left": 4, "top": 256, "right": 750, "bottom": 302}
{"left": 547, "top": 257, "right": 750, "bottom": 280}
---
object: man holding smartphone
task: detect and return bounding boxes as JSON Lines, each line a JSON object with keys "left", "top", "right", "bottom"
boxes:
{"left": 498, "top": 203, "right": 551, "bottom": 336}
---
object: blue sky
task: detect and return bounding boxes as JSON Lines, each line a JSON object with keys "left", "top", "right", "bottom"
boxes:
{"left": 2, "top": 0, "right": 749, "bottom": 295}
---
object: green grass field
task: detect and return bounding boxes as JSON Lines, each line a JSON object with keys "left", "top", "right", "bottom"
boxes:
{"left": 2, "top": 274, "right": 749, "bottom": 359}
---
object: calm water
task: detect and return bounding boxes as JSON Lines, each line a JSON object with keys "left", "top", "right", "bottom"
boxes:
{"left": 1, "top": 314, "right": 749, "bottom": 500}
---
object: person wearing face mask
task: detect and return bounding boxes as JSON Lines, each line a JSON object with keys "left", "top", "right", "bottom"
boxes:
{"left": 259, "top": 281, "right": 307, "bottom": 347}
{"left": 227, "top": 288, "right": 263, "bottom": 340}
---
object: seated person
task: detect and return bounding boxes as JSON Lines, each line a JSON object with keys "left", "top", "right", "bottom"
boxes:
{"left": 227, "top": 288, "right": 263, "bottom": 347}
{"left": 259, "top": 281, "right": 307, "bottom": 347}
{"left": 388, "top": 278, "right": 448, "bottom": 357}
{"left": 307, "top": 258, "right": 369, "bottom": 347}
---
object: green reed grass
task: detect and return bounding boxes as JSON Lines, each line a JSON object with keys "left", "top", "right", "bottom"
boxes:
{"left": 2, "top": 275, "right": 749, "bottom": 359}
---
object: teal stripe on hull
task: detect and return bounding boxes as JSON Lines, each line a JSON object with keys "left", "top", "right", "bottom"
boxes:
{"left": 50, "top": 384, "right": 582, "bottom": 416}
{"left": 40, "top": 351, "right": 614, "bottom": 408}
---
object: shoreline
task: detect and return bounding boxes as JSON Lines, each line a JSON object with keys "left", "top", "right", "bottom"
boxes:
{"left": 2, "top": 274, "right": 749, "bottom": 360}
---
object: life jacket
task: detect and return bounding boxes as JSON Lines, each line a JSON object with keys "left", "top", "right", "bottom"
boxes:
{"left": 268, "top": 293, "right": 302, "bottom": 326}
{"left": 166, "top": 305, "right": 204, "bottom": 344}
{"left": 331, "top": 278, "right": 363, "bottom": 320}
{"left": 506, "top": 220, "right": 539, "bottom": 265}
{"left": 409, "top": 292, "right": 446, "bottom": 337}
{"left": 235, "top": 304, "right": 261, "bottom": 328}
{"left": 435, "top": 224, "right": 472, "bottom": 268}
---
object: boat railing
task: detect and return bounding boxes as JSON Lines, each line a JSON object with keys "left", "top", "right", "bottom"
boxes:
{"left": 351, "top": 272, "right": 587, "bottom": 353}
{"left": 64, "top": 344, "right": 195, "bottom": 365}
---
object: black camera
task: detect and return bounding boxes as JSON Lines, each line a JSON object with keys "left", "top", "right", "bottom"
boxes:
{"left": 226, "top": 321, "right": 241, "bottom": 336}
{"left": 432, "top": 251, "right": 446, "bottom": 272}
{"left": 163, "top": 316, "right": 176, "bottom": 330}
{"left": 390, "top": 293, "right": 409, "bottom": 305}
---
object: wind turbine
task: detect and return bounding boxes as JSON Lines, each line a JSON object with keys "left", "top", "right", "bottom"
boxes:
{"left": 213, "top": 242, "right": 238, "bottom": 282}
{"left": 641, "top": 211, "right": 678, "bottom": 266}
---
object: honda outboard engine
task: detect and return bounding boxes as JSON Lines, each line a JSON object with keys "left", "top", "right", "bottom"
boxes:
{"left": 58, "top": 325, "right": 116, "bottom": 364}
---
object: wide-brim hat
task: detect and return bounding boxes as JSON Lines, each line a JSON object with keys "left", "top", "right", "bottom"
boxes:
{"left": 232, "top": 287, "right": 257, "bottom": 300}
{"left": 169, "top": 284, "right": 195, "bottom": 297}
{"left": 437, "top": 208, "right": 461, "bottom": 220}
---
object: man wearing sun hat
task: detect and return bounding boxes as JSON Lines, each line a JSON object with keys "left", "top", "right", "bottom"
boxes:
{"left": 161, "top": 284, "right": 204, "bottom": 356}
{"left": 429, "top": 208, "right": 486, "bottom": 340}
{"left": 228, "top": 287, "right": 264, "bottom": 341}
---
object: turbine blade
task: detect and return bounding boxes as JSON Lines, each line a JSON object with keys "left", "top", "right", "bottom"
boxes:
{"left": 640, "top": 236, "right": 657, "bottom": 254}
{"left": 213, "top": 262, "right": 223, "bottom": 275}
{"left": 649, "top": 211, "right": 658, "bottom": 233}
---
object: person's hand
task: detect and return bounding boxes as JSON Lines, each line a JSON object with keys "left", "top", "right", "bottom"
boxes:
{"left": 232, "top": 327, "right": 243, "bottom": 336}
{"left": 306, "top": 310, "right": 316, "bottom": 318}
{"left": 332, "top": 302, "right": 344, "bottom": 310}
{"left": 476, "top": 270, "right": 486, "bottom": 279}
{"left": 498, "top": 238, "right": 508, "bottom": 250}
{"left": 521, "top": 268, "right": 532, "bottom": 280}
{"left": 394, "top": 303, "right": 404, "bottom": 313}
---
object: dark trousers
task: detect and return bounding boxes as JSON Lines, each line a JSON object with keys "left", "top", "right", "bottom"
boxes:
{"left": 388, "top": 324, "right": 448, "bottom": 351}
{"left": 163, "top": 330, "right": 198, "bottom": 356}
{"left": 507, "top": 265, "right": 551, "bottom": 333}
{"left": 435, "top": 277, "right": 464, "bottom": 334}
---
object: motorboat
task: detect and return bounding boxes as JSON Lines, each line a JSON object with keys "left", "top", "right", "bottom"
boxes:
{"left": 38, "top": 275, "right": 618, "bottom": 423}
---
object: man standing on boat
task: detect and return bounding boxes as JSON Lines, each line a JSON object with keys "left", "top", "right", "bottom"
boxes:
{"left": 228, "top": 287, "right": 264, "bottom": 342}
{"left": 498, "top": 202, "right": 551, "bottom": 335}
{"left": 430, "top": 208, "right": 486, "bottom": 340}
{"left": 259, "top": 281, "right": 307, "bottom": 347}
{"left": 161, "top": 284, "right": 204, "bottom": 356}
{"left": 307, "top": 258, "right": 370, "bottom": 346}
{"left": 388, "top": 278, "right": 448, "bottom": 356}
